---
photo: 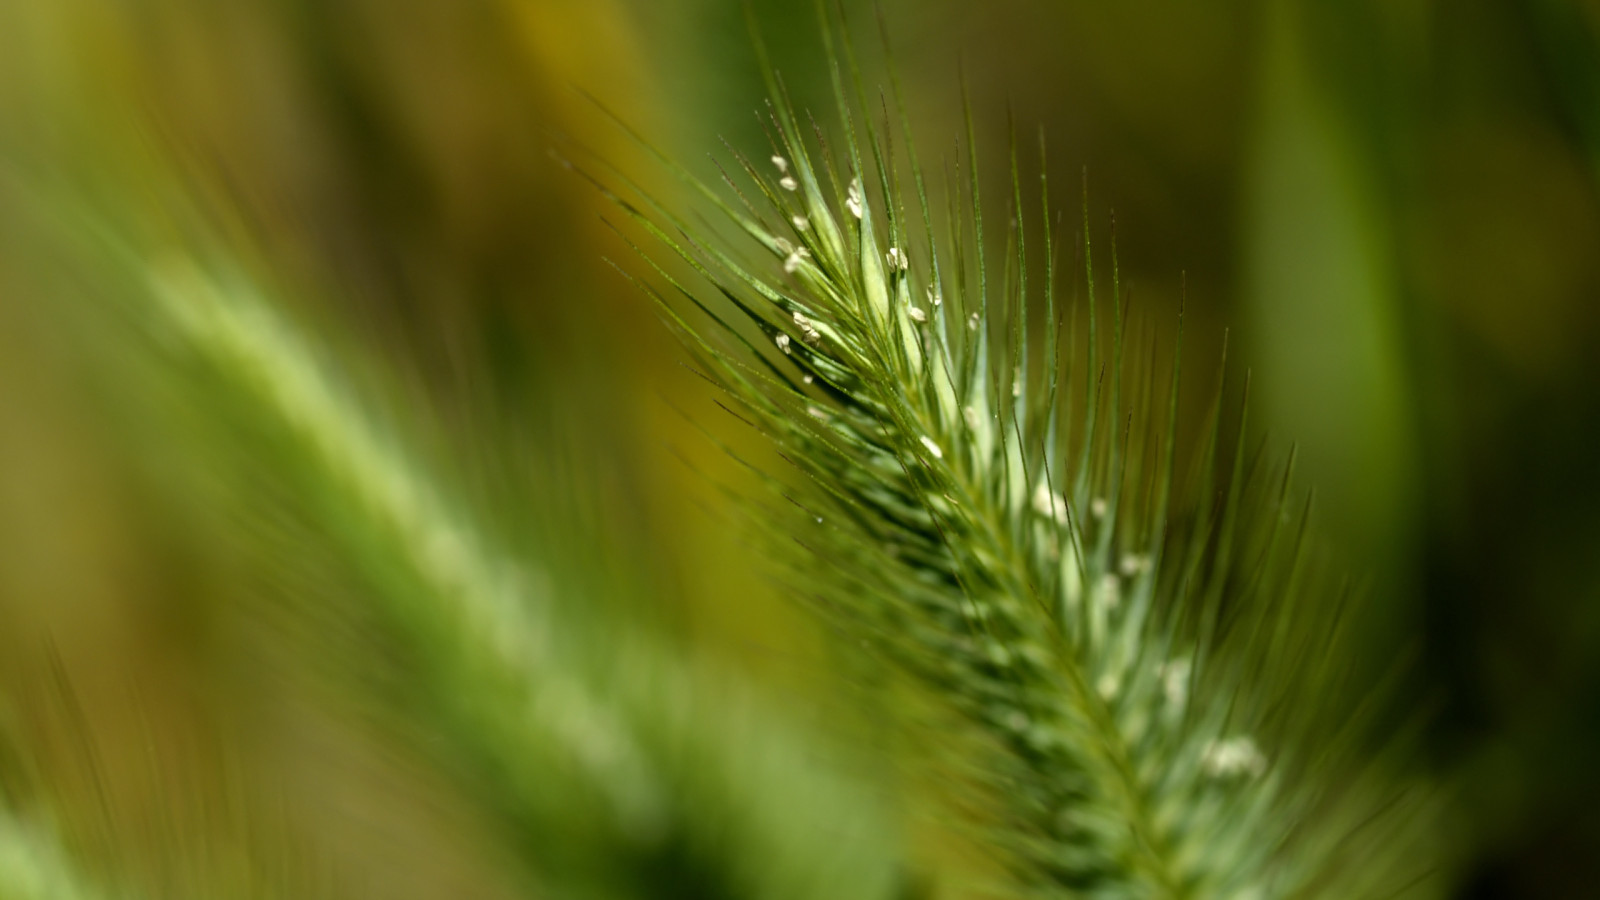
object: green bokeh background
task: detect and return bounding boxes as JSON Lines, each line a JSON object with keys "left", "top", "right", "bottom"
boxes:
{"left": 1, "top": 0, "right": 1598, "bottom": 896}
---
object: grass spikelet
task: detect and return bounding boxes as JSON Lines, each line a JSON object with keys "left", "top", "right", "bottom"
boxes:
{"left": 591, "top": 6, "right": 1444, "bottom": 897}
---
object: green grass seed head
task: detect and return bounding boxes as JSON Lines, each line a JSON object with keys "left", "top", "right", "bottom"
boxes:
{"left": 594, "top": 7, "right": 1446, "bottom": 898}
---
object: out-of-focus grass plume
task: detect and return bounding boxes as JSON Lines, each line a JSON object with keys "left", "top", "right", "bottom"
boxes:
{"left": 0, "top": 2, "right": 895, "bottom": 898}
{"left": 2, "top": 0, "right": 1599, "bottom": 898}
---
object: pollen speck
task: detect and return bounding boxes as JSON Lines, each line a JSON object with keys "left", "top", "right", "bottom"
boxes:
{"left": 1096, "top": 674, "right": 1121, "bottom": 700}
{"left": 1202, "top": 737, "right": 1266, "bottom": 779}
{"left": 792, "top": 311, "right": 820, "bottom": 343}
{"left": 1159, "top": 658, "right": 1191, "bottom": 708}
{"left": 1095, "top": 573, "right": 1122, "bottom": 611}
{"left": 1032, "top": 482, "right": 1068, "bottom": 525}
{"left": 783, "top": 246, "right": 811, "bottom": 274}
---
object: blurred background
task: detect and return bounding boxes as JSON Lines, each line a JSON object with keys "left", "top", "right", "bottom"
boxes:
{"left": 0, "top": 0, "right": 1597, "bottom": 897}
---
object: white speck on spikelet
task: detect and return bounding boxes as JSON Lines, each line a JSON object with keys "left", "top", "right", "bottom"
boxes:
{"left": 846, "top": 178, "right": 864, "bottom": 219}
{"left": 919, "top": 436, "right": 944, "bottom": 459}
{"left": 1119, "top": 553, "right": 1149, "bottom": 576}
{"left": 792, "top": 311, "right": 820, "bottom": 344}
{"left": 774, "top": 333, "right": 791, "bottom": 354}
{"left": 779, "top": 175, "right": 798, "bottom": 191}
{"left": 806, "top": 405, "right": 828, "bottom": 419}
{"left": 927, "top": 286, "right": 942, "bottom": 306}
{"left": 1095, "top": 573, "right": 1121, "bottom": 611}
{"left": 1202, "top": 737, "right": 1266, "bottom": 778}
{"left": 964, "top": 405, "right": 981, "bottom": 430}
{"left": 967, "top": 312, "right": 980, "bottom": 331}
{"left": 908, "top": 305, "right": 926, "bottom": 323}
{"left": 1096, "top": 673, "right": 1121, "bottom": 700}
{"left": 1090, "top": 497, "right": 1109, "bottom": 519}
{"left": 1032, "top": 482, "right": 1069, "bottom": 525}
{"left": 771, "top": 155, "right": 788, "bottom": 173}
{"left": 783, "top": 246, "right": 811, "bottom": 274}
{"left": 792, "top": 214, "right": 810, "bottom": 231}
{"left": 1159, "top": 658, "right": 1191, "bottom": 708}
{"left": 802, "top": 374, "right": 814, "bottom": 384}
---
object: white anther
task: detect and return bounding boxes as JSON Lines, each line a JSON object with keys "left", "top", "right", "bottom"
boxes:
{"left": 1096, "top": 673, "right": 1121, "bottom": 700}
{"left": 783, "top": 246, "right": 811, "bottom": 274}
{"left": 1159, "top": 658, "right": 1191, "bottom": 708}
{"left": 846, "top": 178, "right": 864, "bottom": 219}
{"left": 793, "top": 311, "right": 821, "bottom": 344}
{"left": 919, "top": 436, "right": 944, "bottom": 460}
{"left": 774, "top": 333, "right": 791, "bottom": 354}
{"left": 1202, "top": 737, "right": 1266, "bottom": 779}
{"left": 1032, "top": 482, "right": 1068, "bottom": 525}
{"left": 1095, "top": 573, "right": 1121, "bottom": 611}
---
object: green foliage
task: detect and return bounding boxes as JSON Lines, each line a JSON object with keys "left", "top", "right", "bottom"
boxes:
{"left": 584, "top": 4, "right": 1446, "bottom": 897}
{"left": 0, "top": 155, "right": 898, "bottom": 899}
